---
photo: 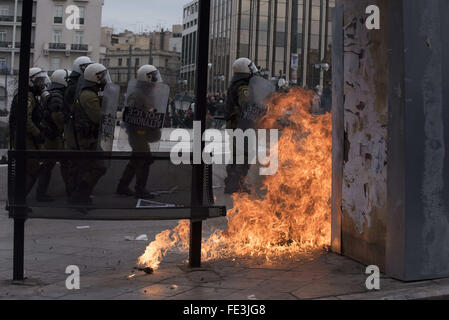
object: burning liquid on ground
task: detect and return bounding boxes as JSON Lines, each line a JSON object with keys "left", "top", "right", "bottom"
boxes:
{"left": 138, "top": 87, "right": 332, "bottom": 270}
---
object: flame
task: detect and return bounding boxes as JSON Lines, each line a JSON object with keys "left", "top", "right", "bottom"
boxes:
{"left": 138, "top": 87, "right": 332, "bottom": 270}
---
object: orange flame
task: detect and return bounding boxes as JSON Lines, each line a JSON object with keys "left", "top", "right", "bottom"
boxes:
{"left": 138, "top": 87, "right": 332, "bottom": 270}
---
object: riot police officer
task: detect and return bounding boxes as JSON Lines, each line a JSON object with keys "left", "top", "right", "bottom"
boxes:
{"left": 224, "top": 58, "right": 258, "bottom": 194}
{"left": 68, "top": 63, "right": 109, "bottom": 204}
{"left": 35, "top": 69, "right": 69, "bottom": 201}
{"left": 64, "top": 56, "right": 93, "bottom": 128}
{"left": 116, "top": 65, "right": 166, "bottom": 198}
{"left": 9, "top": 67, "right": 48, "bottom": 196}
{"left": 63, "top": 56, "right": 93, "bottom": 196}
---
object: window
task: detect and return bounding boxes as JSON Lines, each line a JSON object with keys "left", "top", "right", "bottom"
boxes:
{"left": 135, "top": 58, "right": 140, "bottom": 66}
{"left": 78, "top": 7, "right": 85, "bottom": 25}
{"left": 74, "top": 31, "right": 84, "bottom": 44}
{"left": 0, "top": 30, "right": 7, "bottom": 42}
{"left": 0, "top": 58, "right": 6, "bottom": 70}
{"left": 54, "top": 6, "right": 63, "bottom": 24}
{"left": 118, "top": 58, "right": 122, "bottom": 66}
{"left": 0, "top": 6, "right": 9, "bottom": 16}
{"left": 51, "top": 57, "right": 61, "bottom": 71}
{"left": 53, "top": 30, "right": 62, "bottom": 43}
{"left": 0, "top": 85, "right": 6, "bottom": 109}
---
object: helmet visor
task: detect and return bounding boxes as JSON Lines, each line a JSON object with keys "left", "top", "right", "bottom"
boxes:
{"left": 95, "top": 69, "right": 112, "bottom": 86}
{"left": 31, "top": 71, "right": 50, "bottom": 91}
{"left": 147, "top": 70, "right": 162, "bottom": 83}
{"left": 80, "top": 62, "right": 93, "bottom": 73}
{"left": 248, "top": 61, "right": 259, "bottom": 75}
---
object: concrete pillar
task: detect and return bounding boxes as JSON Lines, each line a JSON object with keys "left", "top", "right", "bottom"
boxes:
{"left": 332, "top": 0, "right": 449, "bottom": 281}
{"left": 333, "top": 0, "right": 389, "bottom": 270}
{"left": 387, "top": 0, "right": 449, "bottom": 281}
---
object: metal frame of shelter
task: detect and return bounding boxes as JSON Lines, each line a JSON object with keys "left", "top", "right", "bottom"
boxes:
{"left": 7, "top": 0, "right": 220, "bottom": 281}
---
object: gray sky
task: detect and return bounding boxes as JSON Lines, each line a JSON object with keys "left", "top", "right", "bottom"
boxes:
{"left": 102, "top": 0, "right": 187, "bottom": 33}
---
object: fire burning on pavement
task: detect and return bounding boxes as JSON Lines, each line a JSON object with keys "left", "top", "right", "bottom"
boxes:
{"left": 138, "top": 87, "right": 332, "bottom": 270}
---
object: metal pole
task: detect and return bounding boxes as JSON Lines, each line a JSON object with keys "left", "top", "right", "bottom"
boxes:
{"left": 11, "top": 0, "right": 18, "bottom": 75}
{"left": 13, "top": 219, "right": 25, "bottom": 281}
{"left": 291, "top": 0, "right": 298, "bottom": 82}
{"left": 149, "top": 34, "right": 153, "bottom": 65}
{"left": 189, "top": 0, "right": 210, "bottom": 268}
{"left": 311, "top": 65, "right": 315, "bottom": 88}
{"left": 319, "top": 0, "right": 326, "bottom": 88}
{"left": 127, "top": 44, "right": 132, "bottom": 83}
{"left": 13, "top": 0, "right": 33, "bottom": 282}
{"left": 5, "top": 69, "right": 7, "bottom": 109}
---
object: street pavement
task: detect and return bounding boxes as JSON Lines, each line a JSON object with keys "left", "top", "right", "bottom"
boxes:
{"left": 1, "top": 201, "right": 449, "bottom": 300}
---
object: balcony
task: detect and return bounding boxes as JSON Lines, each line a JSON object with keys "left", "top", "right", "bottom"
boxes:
{"left": 0, "top": 16, "right": 36, "bottom": 24}
{"left": 49, "top": 43, "right": 66, "bottom": 50}
{"left": 0, "top": 16, "right": 14, "bottom": 22}
{"left": 71, "top": 43, "right": 89, "bottom": 52}
{"left": 44, "top": 43, "right": 90, "bottom": 56}
{"left": 0, "top": 42, "right": 34, "bottom": 50}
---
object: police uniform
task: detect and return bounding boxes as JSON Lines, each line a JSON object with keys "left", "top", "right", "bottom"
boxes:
{"left": 63, "top": 77, "right": 79, "bottom": 149}
{"left": 224, "top": 74, "right": 251, "bottom": 194}
{"left": 69, "top": 87, "right": 107, "bottom": 202}
{"left": 117, "top": 89, "right": 159, "bottom": 197}
{"left": 9, "top": 92, "right": 43, "bottom": 195}
{"left": 62, "top": 76, "right": 81, "bottom": 196}
{"left": 36, "top": 84, "right": 67, "bottom": 199}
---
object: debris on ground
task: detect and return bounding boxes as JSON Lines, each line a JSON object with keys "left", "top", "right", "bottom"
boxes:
{"left": 125, "top": 234, "right": 149, "bottom": 241}
{"left": 134, "top": 266, "right": 154, "bottom": 274}
{"left": 150, "top": 186, "right": 179, "bottom": 196}
{"left": 135, "top": 234, "right": 149, "bottom": 241}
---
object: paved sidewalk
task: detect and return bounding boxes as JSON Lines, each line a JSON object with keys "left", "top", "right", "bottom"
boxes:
{"left": 1, "top": 201, "right": 449, "bottom": 300}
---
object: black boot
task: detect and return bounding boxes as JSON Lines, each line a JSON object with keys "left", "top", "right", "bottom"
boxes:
{"left": 68, "top": 193, "right": 92, "bottom": 205}
{"left": 116, "top": 182, "right": 135, "bottom": 196}
{"left": 36, "top": 193, "right": 54, "bottom": 202}
{"left": 135, "top": 188, "right": 154, "bottom": 199}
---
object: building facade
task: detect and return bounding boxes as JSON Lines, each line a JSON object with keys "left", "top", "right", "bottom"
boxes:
{"left": 180, "top": 0, "right": 198, "bottom": 93}
{"left": 0, "top": 0, "right": 103, "bottom": 110}
{"left": 34, "top": 0, "right": 104, "bottom": 73}
{"left": 182, "top": 0, "right": 335, "bottom": 94}
{"left": 0, "top": 0, "right": 37, "bottom": 110}
{"left": 100, "top": 27, "right": 182, "bottom": 100}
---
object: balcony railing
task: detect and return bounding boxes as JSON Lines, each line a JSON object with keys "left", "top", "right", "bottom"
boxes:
{"left": 71, "top": 43, "right": 88, "bottom": 51}
{"left": 0, "top": 16, "right": 36, "bottom": 23}
{"left": 0, "top": 42, "right": 34, "bottom": 49}
{"left": 49, "top": 43, "right": 66, "bottom": 50}
{"left": 0, "top": 16, "right": 14, "bottom": 22}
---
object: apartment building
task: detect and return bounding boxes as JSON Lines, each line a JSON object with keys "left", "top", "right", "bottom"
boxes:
{"left": 100, "top": 27, "right": 182, "bottom": 100}
{"left": 180, "top": 0, "right": 198, "bottom": 93}
{"left": 34, "top": 0, "right": 103, "bottom": 72}
{"left": 0, "top": 0, "right": 103, "bottom": 110}
{"left": 0, "top": 0, "right": 37, "bottom": 109}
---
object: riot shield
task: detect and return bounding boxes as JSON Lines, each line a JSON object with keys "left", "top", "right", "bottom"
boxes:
{"left": 98, "top": 83, "right": 120, "bottom": 152}
{"left": 239, "top": 76, "right": 276, "bottom": 130}
{"left": 117, "top": 80, "right": 170, "bottom": 152}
